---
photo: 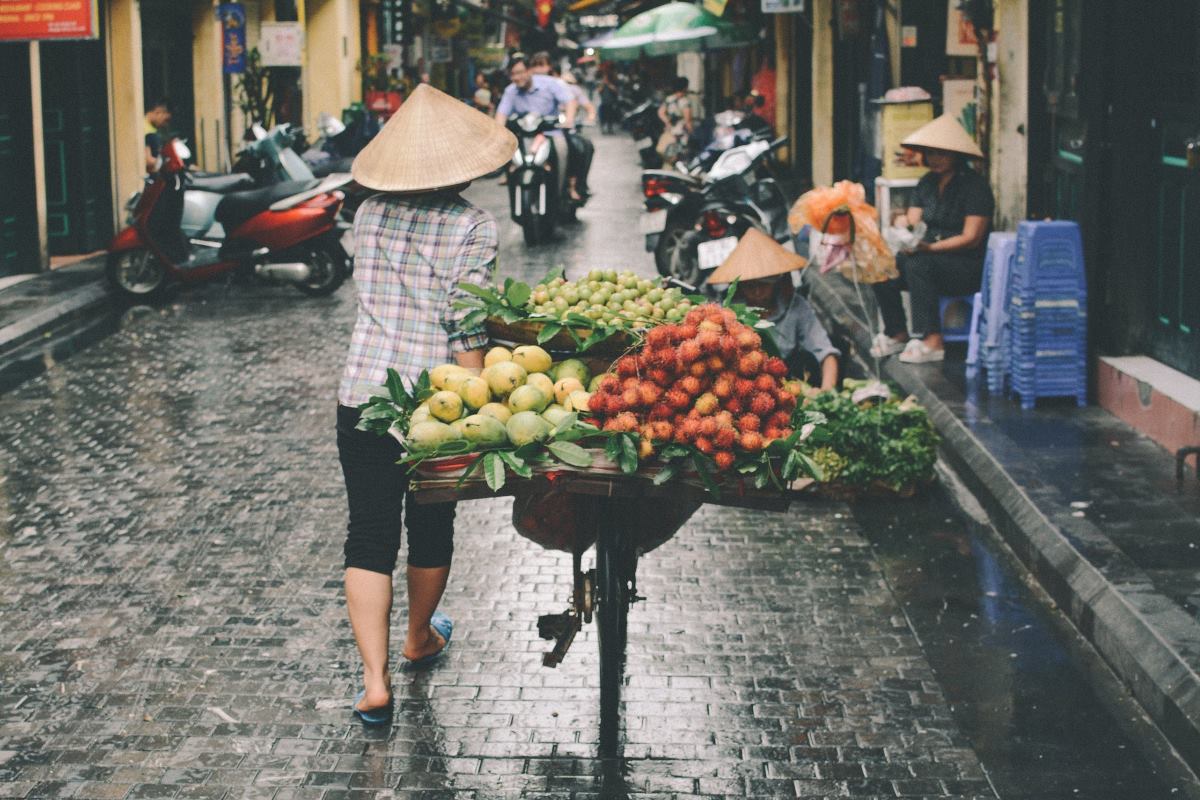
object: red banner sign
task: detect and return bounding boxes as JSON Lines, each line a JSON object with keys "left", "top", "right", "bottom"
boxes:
{"left": 0, "top": 0, "right": 99, "bottom": 41}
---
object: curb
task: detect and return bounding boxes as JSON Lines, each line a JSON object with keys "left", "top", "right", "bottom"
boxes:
{"left": 0, "top": 265, "right": 116, "bottom": 394}
{"left": 807, "top": 270, "right": 1200, "bottom": 778}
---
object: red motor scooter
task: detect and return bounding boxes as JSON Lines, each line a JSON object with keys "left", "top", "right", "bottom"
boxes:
{"left": 107, "top": 138, "right": 351, "bottom": 301}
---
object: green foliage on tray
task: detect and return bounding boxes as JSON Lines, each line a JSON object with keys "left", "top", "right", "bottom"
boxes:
{"left": 797, "top": 382, "right": 939, "bottom": 491}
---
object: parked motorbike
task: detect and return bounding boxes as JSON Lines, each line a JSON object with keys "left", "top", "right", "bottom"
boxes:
{"left": 641, "top": 136, "right": 793, "bottom": 294}
{"left": 506, "top": 113, "right": 584, "bottom": 245}
{"left": 621, "top": 98, "right": 665, "bottom": 169}
{"left": 107, "top": 138, "right": 351, "bottom": 301}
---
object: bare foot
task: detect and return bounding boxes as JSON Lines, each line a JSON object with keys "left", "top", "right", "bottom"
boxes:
{"left": 402, "top": 625, "right": 446, "bottom": 662}
{"left": 356, "top": 673, "right": 391, "bottom": 711}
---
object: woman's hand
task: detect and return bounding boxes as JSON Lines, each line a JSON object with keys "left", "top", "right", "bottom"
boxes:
{"left": 921, "top": 215, "right": 989, "bottom": 254}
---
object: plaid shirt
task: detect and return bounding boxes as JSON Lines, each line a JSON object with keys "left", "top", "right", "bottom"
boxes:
{"left": 338, "top": 192, "right": 496, "bottom": 407}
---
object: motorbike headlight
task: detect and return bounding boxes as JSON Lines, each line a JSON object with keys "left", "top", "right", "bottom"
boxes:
{"left": 532, "top": 140, "right": 552, "bottom": 167}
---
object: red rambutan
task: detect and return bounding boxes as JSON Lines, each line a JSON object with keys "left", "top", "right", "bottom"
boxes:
{"left": 764, "top": 357, "right": 788, "bottom": 378}
{"left": 694, "top": 436, "right": 714, "bottom": 454}
{"left": 649, "top": 402, "right": 673, "bottom": 420}
{"left": 714, "top": 411, "right": 735, "bottom": 428}
{"left": 724, "top": 396, "right": 744, "bottom": 414}
{"left": 754, "top": 374, "right": 776, "bottom": 392}
{"left": 714, "top": 427, "right": 736, "bottom": 449}
{"left": 665, "top": 389, "right": 690, "bottom": 409}
{"left": 602, "top": 418, "right": 622, "bottom": 432}
{"left": 734, "top": 377, "right": 756, "bottom": 398}
{"left": 646, "top": 367, "right": 674, "bottom": 387}
{"left": 599, "top": 375, "right": 620, "bottom": 392}
{"left": 688, "top": 360, "right": 709, "bottom": 379}
{"left": 673, "top": 428, "right": 690, "bottom": 444}
{"left": 616, "top": 356, "right": 639, "bottom": 377}
{"left": 750, "top": 392, "right": 775, "bottom": 417}
{"left": 678, "top": 375, "right": 702, "bottom": 396}
{"left": 699, "top": 417, "right": 718, "bottom": 437}
{"left": 645, "top": 325, "right": 674, "bottom": 349}
{"left": 694, "top": 392, "right": 720, "bottom": 416}
{"left": 737, "top": 413, "right": 761, "bottom": 432}
{"left": 680, "top": 418, "right": 702, "bottom": 441}
{"left": 719, "top": 336, "right": 740, "bottom": 358}
{"left": 651, "top": 421, "right": 674, "bottom": 441}
{"left": 737, "top": 351, "right": 765, "bottom": 376}
{"left": 739, "top": 431, "right": 764, "bottom": 452}
{"left": 775, "top": 390, "right": 797, "bottom": 412}
{"left": 588, "top": 393, "right": 609, "bottom": 414}
{"left": 714, "top": 451, "right": 735, "bottom": 471}
{"left": 622, "top": 387, "right": 641, "bottom": 408}
{"left": 643, "top": 347, "right": 674, "bottom": 370}
{"left": 735, "top": 329, "right": 761, "bottom": 351}
{"left": 707, "top": 354, "right": 725, "bottom": 371}
{"left": 678, "top": 339, "right": 703, "bottom": 364}
{"left": 697, "top": 330, "right": 720, "bottom": 351}
{"left": 769, "top": 410, "right": 792, "bottom": 430}
{"left": 684, "top": 308, "right": 705, "bottom": 326}
{"left": 622, "top": 376, "right": 641, "bottom": 391}
{"left": 614, "top": 412, "right": 639, "bottom": 432}
{"left": 678, "top": 323, "right": 699, "bottom": 341}
{"left": 697, "top": 319, "right": 723, "bottom": 333}
{"left": 713, "top": 378, "right": 733, "bottom": 399}
{"left": 763, "top": 426, "right": 785, "bottom": 441}
{"left": 639, "top": 383, "right": 663, "bottom": 406}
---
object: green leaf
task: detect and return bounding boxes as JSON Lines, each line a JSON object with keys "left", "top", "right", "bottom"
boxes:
{"left": 547, "top": 440, "right": 593, "bottom": 468}
{"left": 660, "top": 444, "right": 692, "bottom": 460}
{"left": 460, "top": 309, "right": 489, "bottom": 330}
{"left": 362, "top": 383, "right": 391, "bottom": 399}
{"left": 504, "top": 281, "right": 532, "bottom": 308}
{"left": 497, "top": 450, "right": 533, "bottom": 478}
{"left": 604, "top": 436, "right": 621, "bottom": 462}
{"left": 434, "top": 438, "right": 473, "bottom": 455}
{"left": 415, "top": 370, "right": 432, "bottom": 395}
{"left": 514, "top": 442, "right": 544, "bottom": 461}
{"left": 456, "top": 282, "right": 501, "bottom": 302}
{"left": 483, "top": 452, "right": 506, "bottom": 491}
{"left": 454, "top": 454, "right": 485, "bottom": 488}
{"left": 722, "top": 277, "right": 740, "bottom": 307}
{"left": 452, "top": 298, "right": 485, "bottom": 310}
{"left": 796, "top": 451, "right": 824, "bottom": 481}
{"left": 540, "top": 265, "right": 565, "bottom": 284}
{"left": 579, "top": 328, "right": 614, "bottom": 352}
{"left": 736, "top": 461, "right": 759, "bottom": 475}
{"left": 495, "top": 307, "right": 523, "bottom": 323}
{"left": 617, "top": 434, "right": 639, "bottom": 474}
{"left": 652, "top": 463, "right": 678, "bottom": 486}
{"left": 564, "top": 312, "right": 596, "bottom": 329}
{"left": 536, "top": 322, "right": 564, "bottom": 344}
{"left": 690, "top": 453, "right": 721, "bottom": 498}
{"left": 551, "top": 412, "right": 579, "bottom": 436}
{"left": 385, "top": 369, "right": 411, "bottom": 406}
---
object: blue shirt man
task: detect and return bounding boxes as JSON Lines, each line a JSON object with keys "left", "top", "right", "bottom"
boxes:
{"left": 495, "top": 60, "right": 577, "bottom": 137}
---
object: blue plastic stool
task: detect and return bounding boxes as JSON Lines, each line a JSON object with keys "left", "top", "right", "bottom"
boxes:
{"left": 939, "top": 295, "right": 975, "bottom": 343}
{"left": 966, "top": 291, "right": 984, "bottom": 367}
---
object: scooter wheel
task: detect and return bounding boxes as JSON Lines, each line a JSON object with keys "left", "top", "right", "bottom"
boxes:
{"left": 293, "top": 239, "right": 347, "bottom": 297}
{"left": 106, "top": 250, "right": 168, "bottom": 302}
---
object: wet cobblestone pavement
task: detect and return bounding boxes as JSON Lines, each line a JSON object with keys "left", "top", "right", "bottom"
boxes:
{"left": 0, "top": 134, "right": 1178, "bottom": 798}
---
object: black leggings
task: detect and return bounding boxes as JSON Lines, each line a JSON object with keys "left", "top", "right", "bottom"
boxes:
{"left": 872, "top": 250, "right": 984, "bottom": 337}
{"left": 337, "top": 405, "right": 456, "bottom": 574}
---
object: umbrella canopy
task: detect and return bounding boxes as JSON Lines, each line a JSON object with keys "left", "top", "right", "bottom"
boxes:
{"left": 599, "top": 2, "right": 755, "bottom": 60}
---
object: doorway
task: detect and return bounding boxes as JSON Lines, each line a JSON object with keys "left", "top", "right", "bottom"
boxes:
{"left": 0, "top": 45, "right": 39, "bottom": 276}
{"left": 140, "top": 0, "right": 196, "bottom": 149}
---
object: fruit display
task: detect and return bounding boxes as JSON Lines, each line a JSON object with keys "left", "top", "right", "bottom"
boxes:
{"left": 528, "top": 270, "right": 693, "bottom": 329}
{"left": 586, "top": 304, "right": 803, "bottom": 473}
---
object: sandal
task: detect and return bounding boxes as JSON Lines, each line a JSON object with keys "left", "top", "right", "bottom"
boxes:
{"left": 898, "top": 339, "right": 945, "bottom": 364}
{"left": 351, "top": 690, "right": 393, "bottom": 726}
{"left": 406, "top": 611, "right": 453, "bottom": 669}
{"left": 869, "top": 333, "right": 907, "bottom": 358}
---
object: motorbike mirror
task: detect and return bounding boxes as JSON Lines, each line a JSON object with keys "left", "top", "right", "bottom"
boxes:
{"left": 251, "top": 123, "right": 268, "bottom": 141}
{"left": 317, "top": 112, "right": 347, "bottom": 138}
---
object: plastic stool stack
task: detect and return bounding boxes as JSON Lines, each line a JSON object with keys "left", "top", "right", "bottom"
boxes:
{"left": 1007, "top": 221, "right": 1087, "bottom": 409}
{"left": 967, "top": 232, "right": 1018, "bottom": 392}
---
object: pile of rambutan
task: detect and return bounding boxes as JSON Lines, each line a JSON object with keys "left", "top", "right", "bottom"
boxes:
{"left": 587, "top": 304, "right": 798, "bottom": 471}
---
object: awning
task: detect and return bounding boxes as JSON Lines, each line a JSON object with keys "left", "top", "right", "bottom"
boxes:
{"left": 599, "top": 1, "right": 756, "bottom": 60}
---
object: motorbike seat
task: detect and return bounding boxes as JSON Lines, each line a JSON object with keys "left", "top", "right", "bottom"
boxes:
{"left": 189, "top": 173, "right": 256, "bottom": 193}
{"left": 215, "top": 179, "right": 320, "bottom": 231}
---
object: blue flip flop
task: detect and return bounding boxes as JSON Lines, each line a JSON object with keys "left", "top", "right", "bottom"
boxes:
{"left": 407, "top": 611, "right": 453, "bottom": 669}
{"left": 351, "top": 690, "right": 393, "bottom": 726}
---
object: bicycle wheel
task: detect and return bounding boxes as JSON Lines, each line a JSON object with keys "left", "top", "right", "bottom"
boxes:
{"left": 596, "top": 522, "right": 627, "bottom": 752}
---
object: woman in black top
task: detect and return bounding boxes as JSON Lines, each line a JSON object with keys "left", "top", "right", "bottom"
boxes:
{"left": 870, "top": 115, "right": 994, "bottom": 363}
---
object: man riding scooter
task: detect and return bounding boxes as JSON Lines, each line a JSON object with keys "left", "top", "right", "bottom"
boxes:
{"left": 496, "top": 55, "right": 580, "bottom": 204}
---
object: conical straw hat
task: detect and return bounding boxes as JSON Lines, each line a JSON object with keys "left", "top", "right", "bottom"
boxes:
{"left": 901, "top": 114, "right": 984, "bottom": 159}
{"left": 707, "top": 228, "right": 807, "bottom": 286}
{"left": 352, "top": 84, "right": 518, "bottom": 192}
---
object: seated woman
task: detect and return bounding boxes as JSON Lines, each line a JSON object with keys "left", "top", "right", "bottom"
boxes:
{"left": 870, "top": 115, "right": 994, "bottom": 363}
{"left": 708, "top": 229, "right": 840, "bottom": 390}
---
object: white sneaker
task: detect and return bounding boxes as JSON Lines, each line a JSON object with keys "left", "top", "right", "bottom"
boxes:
{"left": 898, "top": 339, "right": 945, "bottom": 363}
{"left": 869, "top": 333, "right": 907, "bottom": 358}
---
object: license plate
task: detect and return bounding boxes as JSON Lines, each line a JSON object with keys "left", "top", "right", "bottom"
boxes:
{"left": 697, "top": 236, "right": 738, "bottom": 270}
{"left": 639, "top": 209, "right": 668, "bottom": 234}
{"left": 340, "top": 228, "right": 356, "bottom": 258}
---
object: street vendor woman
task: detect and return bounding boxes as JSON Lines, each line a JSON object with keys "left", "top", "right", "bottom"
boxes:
{"left": 337, "top": 85, "right": 517, "bottom": 725}
{"left": 708, "top": 229, "right": 841, "bottom": 391}
{"left": 869, "top": 115, "right": 994, "bottom": 363}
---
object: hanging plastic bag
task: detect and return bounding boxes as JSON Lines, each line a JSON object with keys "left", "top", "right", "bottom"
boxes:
{"left": 789, "top": 181, "right": 899, "bottom": 284}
